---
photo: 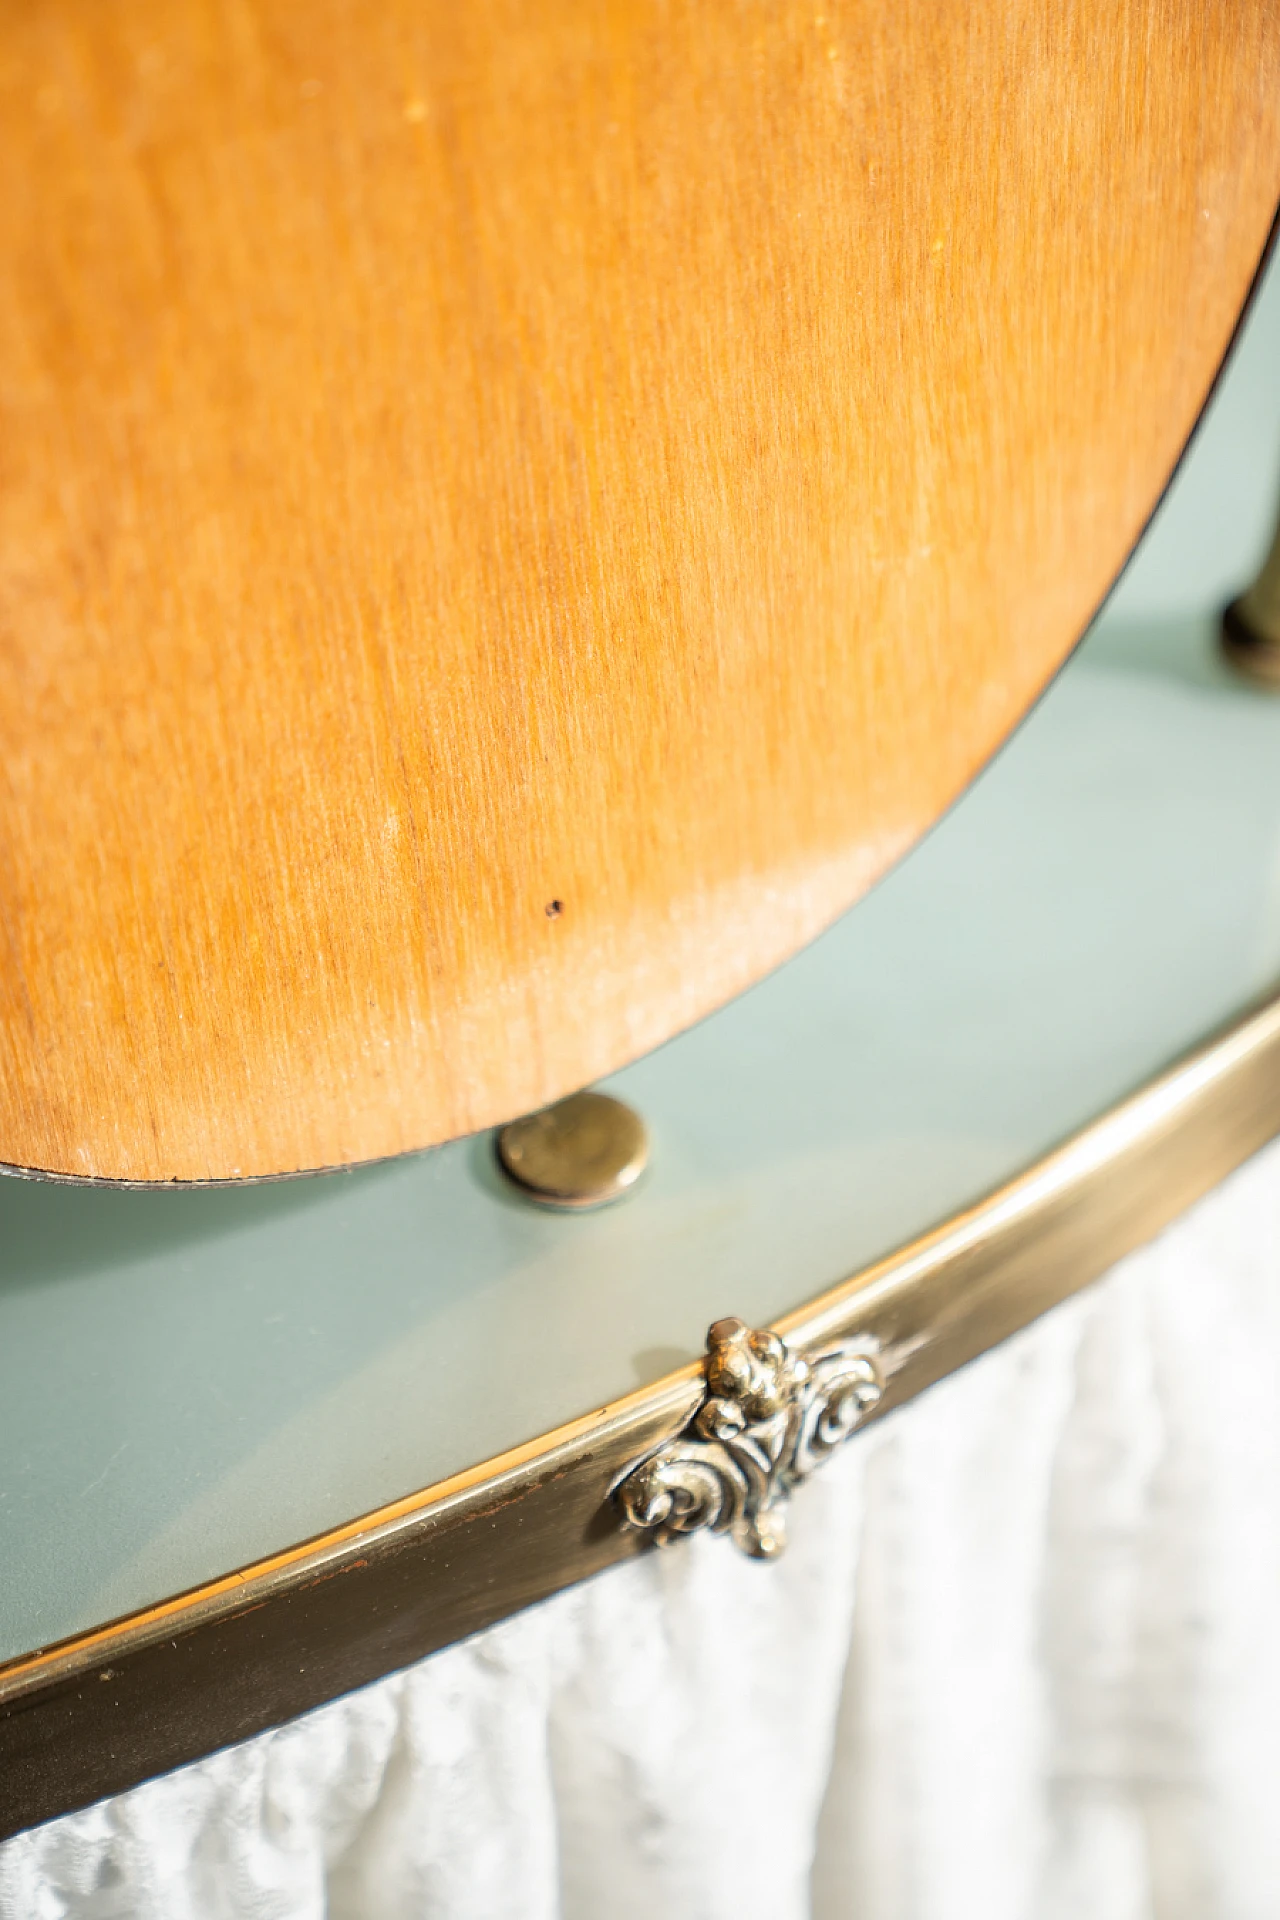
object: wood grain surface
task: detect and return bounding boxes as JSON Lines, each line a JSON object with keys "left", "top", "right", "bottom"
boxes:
{"left": 1, "top": 0, "right": 1278, "bottom": 1182}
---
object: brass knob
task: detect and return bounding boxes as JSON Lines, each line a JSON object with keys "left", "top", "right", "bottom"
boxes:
{"left": 495, "top": 1090, "right": 649, "bottom": 1209}
{"left": 1222, "top": 513, "right": 1280, "bottom": 688}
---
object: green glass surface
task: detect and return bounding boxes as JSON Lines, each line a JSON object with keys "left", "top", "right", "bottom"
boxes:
{"left": 3, "top": 252, "right": 1280, "bottom": 1663}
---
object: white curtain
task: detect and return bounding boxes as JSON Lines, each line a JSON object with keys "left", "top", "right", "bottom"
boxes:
{"left": 6, "top": 1136, "right": 1280, "bottom": 1920}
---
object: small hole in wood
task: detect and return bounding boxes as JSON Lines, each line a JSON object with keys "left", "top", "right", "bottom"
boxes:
{"left": 545, "top": 899, "right": 564, "bottom": 919}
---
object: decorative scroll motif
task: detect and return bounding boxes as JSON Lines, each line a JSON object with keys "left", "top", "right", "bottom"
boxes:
{"left": 615, "top": 1317, "right": 883, "bottom": 1558}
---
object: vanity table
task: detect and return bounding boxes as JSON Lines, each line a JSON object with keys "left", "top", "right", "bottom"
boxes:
{"left": 3, "top": 0, "right": 1280, "bottom": 1876}
{"left": 6, "top": 244, "right": 1280, "bottom": 1837}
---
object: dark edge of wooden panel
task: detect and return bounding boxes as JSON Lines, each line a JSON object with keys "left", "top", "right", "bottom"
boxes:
{"left": 3, "top": 986, "right": 1280, "bottom": 1837}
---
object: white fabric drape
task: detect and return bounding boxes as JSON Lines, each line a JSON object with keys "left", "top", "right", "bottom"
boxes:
{"left": 6, "top": 1135, "right": 1280, "bottom": 1920}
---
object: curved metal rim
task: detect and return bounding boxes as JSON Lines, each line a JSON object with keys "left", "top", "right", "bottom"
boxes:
{"left": 4, "top": 980, "right": 1280, "bottom": 1838}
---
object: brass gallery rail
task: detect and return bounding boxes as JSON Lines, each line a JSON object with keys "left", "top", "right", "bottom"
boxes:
{"left": 4, "top": 983, "right": 1280, "bottom": 1837}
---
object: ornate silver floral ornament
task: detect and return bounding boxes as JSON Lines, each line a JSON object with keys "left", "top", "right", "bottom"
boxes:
{"left": 614, "top": 1317, "right": 883, "bottom": 1558}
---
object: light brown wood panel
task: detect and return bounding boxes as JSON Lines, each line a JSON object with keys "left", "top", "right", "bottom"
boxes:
{"left": 0, "top": 0, "right": 1277, "bottom": 1182}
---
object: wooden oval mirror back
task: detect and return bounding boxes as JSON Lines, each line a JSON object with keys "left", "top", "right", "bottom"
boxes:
{"left": 2, "top": 0, "right": 1278, "bottom": 1181}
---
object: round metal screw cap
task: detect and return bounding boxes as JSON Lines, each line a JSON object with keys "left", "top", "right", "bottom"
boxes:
{"left": 496, "top": 1090, "right": 649, "bottom": 1209}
